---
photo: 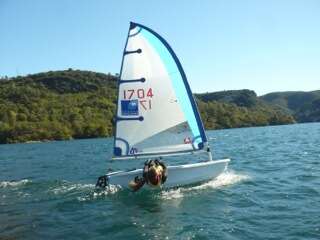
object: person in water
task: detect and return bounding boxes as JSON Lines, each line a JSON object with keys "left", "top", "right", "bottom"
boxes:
{"left": 129, "top": 159, "right": 167, "bottom": 191}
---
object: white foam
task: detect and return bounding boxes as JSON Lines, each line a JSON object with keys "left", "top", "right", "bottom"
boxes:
{"left": 0, "top": 179, "right": 31, "bottom": 188}
{"left": 77, "top": 196, "right": 88, "bottom": 202}
{"left": 51, "top": 183, "right": 95, "bottom": 195}
{"left": 189, "top": 171, "right": 250, "bottom": 191}
{"left": 92, "top": 184, "right": 122, "bottom": 198}
{"left": 161, "top": 188, "right": 184, "bottom": 200}
{"left": 77, "top": 184, "right": 122, "bottom": 202}
{"left": 17, "top": 192, "right": 31, "bottom": 198}
{"left": 47, "top": 181, "right": 122, "bottom": 201}
{"left": 161, "top": 171, "right": 250, "bottom": 200}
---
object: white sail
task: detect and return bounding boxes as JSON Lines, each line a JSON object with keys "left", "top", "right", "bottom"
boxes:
{"left": 113, "top": 22, "right": 208, "bottom": 159}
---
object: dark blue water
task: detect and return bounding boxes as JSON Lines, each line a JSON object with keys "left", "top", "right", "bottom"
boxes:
{"left": 1, "top": 123, "right": 319, "bottom": 239}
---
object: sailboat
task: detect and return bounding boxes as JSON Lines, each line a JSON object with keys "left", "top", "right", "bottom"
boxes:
{"left": 96, "top": 22, "right": 230, "bottom": 190}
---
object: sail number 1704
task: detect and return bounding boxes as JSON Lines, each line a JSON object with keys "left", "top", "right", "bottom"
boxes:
{"left": 123, "top": 88, "right": 153, "bottom": 110}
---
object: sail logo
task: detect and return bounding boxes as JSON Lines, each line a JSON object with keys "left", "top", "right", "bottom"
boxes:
{"left": 121, "top": 100, "right": 139, "bottom": 116}
{"left": 123, "top": 88, "right": 153, "bottom": 111}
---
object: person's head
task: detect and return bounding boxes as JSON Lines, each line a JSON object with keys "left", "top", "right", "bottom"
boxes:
{"left": 147, "top": 165, "right": 163, "bottom": 186}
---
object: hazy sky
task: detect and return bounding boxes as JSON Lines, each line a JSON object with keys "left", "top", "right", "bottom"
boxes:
{"left": 1, "top": 0, "right": 319, "bottom": 95}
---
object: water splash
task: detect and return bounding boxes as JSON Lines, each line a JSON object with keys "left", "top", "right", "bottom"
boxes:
{"left": 189, "top": 171, "right": 250, "bottom": 191}
{"left": 78, "top": 184, "right": 122, "bottom": 202}
{"left": 44, "top": 180, "right": 123, "bottom": 202}
{"left": 161, "top": 171, "right": 250, "bottom": 200}
{"left": 0, "top": 179, "right": 31, "bottom": 188}
{"left": 92, "top": 184, "right": 121, "bottom": 197}
{"left": 161, "top": 188, "right": 184, "bottom": 200}
{"left": 50, "top": 182, "right": 95, "bottom": 195}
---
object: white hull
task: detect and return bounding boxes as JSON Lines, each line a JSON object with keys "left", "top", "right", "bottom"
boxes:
{"left": 105, "top": 159, "right": 230, "bottom": 189}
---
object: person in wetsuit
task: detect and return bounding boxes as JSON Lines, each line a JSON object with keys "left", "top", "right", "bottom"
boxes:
{"left": 129, "top": 159, "right": 167, "bottom": 192}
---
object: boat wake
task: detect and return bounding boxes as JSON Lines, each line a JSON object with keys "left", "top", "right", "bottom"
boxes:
{"left": 50, "top": 182, "right": 95, "bottom": 195}
{"left": 161, "top": 171, "right": 250, "bottom": 200}
{"left": 1, "top": 171, "right": 248, "bottom": 202}
{"left": 47, "top": 181, "right": 122, "bottom": 201}
{"left": 189, "top": 170, "right": 250, "bottom": 190}
{"left": 92, "top": 184, "right": 122, "bottom": 197}
{"left": 0, "top": 179, "right": 31, "bottom": 188}
{"left": 56, "top": 171, "right": 249, "bottom": 202}
{"left": 76, "top": 184, "right": 122, "bottom": 202}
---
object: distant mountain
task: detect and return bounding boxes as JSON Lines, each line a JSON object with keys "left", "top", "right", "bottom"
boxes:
{"left": 196, "top": 89, "right": 258, "bottom": 108}
{"left": 0, "top": 70, "right": 295, "bottom": 144}
{"left": 260, "top": 91, "right": 320, "bottom": 122}
{"left": 0, "top": 70, "right": 117, "bottom": 144}
{"left": 195, "top": 89, "right": 295, "bottom": 130}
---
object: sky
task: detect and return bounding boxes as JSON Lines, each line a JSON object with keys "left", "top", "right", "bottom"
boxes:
{"left": 0, "top": 0, "right": 319, "bottom": 95}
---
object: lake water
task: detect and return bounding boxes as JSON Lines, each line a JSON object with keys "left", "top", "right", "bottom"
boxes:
{"left": 1, "top": 123, "right": 319, "bottom": 239}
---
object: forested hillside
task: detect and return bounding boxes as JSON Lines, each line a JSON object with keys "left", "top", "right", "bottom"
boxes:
{"left": 196, "top": 90, "right": 295, "bottom": 129}
{"left": 0, "top": 70, "right": 117, "bottom": 143}
{"left": 0, "top": 70, "right": 295, "bottom": 143}
{"left": 261, "top": 91, "right": 320, "bottom": 122}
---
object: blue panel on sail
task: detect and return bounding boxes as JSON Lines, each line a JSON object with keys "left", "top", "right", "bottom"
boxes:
{"left": 121, "top": 100, "right": 139, "bottom": 116}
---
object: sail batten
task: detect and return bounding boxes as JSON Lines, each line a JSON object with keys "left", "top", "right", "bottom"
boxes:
{"left": 112, "top": 148, "right": 207, "bottom": 160}
{"left": 113, "top": 22, "right": 208, "bottom": 159}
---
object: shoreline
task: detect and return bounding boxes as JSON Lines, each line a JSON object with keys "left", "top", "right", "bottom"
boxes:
{"left": 2, "top": 122, "right": 319, "bottom": 145}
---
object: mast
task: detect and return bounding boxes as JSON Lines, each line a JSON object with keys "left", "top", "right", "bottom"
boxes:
{"left": 112, "top": 23, "right": 133, "bottom": 156}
